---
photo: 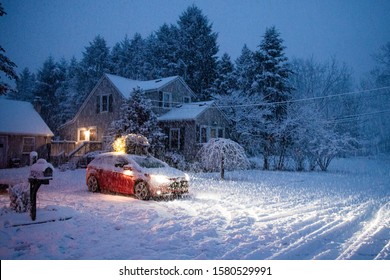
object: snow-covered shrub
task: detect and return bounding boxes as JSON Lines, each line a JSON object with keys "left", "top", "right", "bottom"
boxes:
{"left": 197, "top": 138, "right": 250, "bottom": 180}
{"left": 9, "top": 183, "right": 30, "bottom": 213}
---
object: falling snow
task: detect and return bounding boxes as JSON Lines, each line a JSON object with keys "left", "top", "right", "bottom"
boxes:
{"left": 0, "top": 156, "right": 389, "bottom": 260}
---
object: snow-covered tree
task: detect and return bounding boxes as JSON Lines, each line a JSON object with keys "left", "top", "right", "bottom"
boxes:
{"left": 252, "top": 26, "right": 293, "bottom": 169}
{"left": 210, "top": 53, "right": 236, "bottom": 96}
{"left": 107, "top": 87, "right": 165, "bottom": 156}
{"left": 34, "top": 56, "right": 66, "bottom": 130}
{"left": 0, "top": 4, "right": 18, "bottom": 95}
{"left": 10, "top": 67, "right": 36, "bottom": 102}
{"left": 77, "top": 35, "right": 111, "bottom": 99}
{"left": 253, "top": 26, "right": 293, "bottom": 120}
{"left": 197, "top": 138, "right": 250, "bottom": 180}
{"left": 177, "top": 5, "right": 219, "bottom": 100}
{"left": 150, "top": 23, "right": 181, "bottom": 78}
{"left": 233, "top": 44, "right": 256, "bottom": 94}
{"left": 359, "top": 42, "right": 390, "bottom": 154}
{"left": 54, "top": 57, "right": 81, "bottom": 126}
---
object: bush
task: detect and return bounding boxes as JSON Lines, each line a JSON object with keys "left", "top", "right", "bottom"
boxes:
{"left": 9, "top": 183, "right": 30, "bottom": 213}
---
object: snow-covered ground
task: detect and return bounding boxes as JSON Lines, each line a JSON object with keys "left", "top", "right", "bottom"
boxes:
{"left": 0, "top": 157, "right": 389, "bottom": 260}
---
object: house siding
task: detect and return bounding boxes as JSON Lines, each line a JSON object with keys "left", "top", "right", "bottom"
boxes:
{"left": 57, "top": 74, "right": 228, "bottom": 162}
{"left": 59, "top": 76, "right": 193, "bottom": 144}
{"left": 149, "top": 79, "right": 193, "bottom": 116}
{"left": 59, "top": 77, "right": 124, "bottom": 142}
{"left": 159, "top": 106, "right": 230, "bottom": 161}
{"left": 0, "top": 134, "right": 51, "bottom": 168}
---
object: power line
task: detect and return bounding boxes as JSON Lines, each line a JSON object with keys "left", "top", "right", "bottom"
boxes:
{"left": 214, "top": 86, "right": 390, "bottom": 108}
{"left": 330, "top": 109, "right": 390, "bottom": 123}
{"left": 137, "top": 85, "right": 390, "bottom": 109}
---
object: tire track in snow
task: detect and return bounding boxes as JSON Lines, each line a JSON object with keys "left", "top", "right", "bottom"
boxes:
{"left": 259, "top": 201, "right": 373, "bottom": 259}
{"left": 337, "top": 201, "right": 390, "bottom": 260}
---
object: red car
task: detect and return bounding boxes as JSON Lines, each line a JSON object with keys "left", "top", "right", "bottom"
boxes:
{"left": 86, "top": 152, "right": 189, "bottom": 200}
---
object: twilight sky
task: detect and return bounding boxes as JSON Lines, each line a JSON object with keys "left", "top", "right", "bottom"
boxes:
{"left": 1, "top": 0, "right": 389, "bottom": 82}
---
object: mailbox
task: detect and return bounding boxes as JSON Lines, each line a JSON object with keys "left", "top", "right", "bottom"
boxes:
{"left": 28, "top": 159, "right": 54, "bottom": 220}
{"left": 29, "top": 159, "right": 54, "bottom": 185}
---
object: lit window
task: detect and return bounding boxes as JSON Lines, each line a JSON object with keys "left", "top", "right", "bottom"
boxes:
{"left": 78, "top": 127, "right": 97, "bottom": 142}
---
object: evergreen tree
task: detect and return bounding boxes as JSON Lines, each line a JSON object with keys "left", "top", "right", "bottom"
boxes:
{"left": 12, "top": 67, "right": 36, "bottom": 102}
{"left": 0, "top": 3, "right": 18, "bottom": 95}
{"left": 128, "top": 33, "right": 148, "bottom": 80}
{"left": 233, "top": 44, "right": 256, "bottom": 93}
{"left": 54, "top": 57, "right": 81, "bottom": 125}
{"left": 34, "top": 56, "right": 66, "bottom": 130}
{"left": 251, "top": 26, "right": 293, "bottom": 170}
{"left": 210, "top": 53, "right": 236, "bottom": 96}
{"left": 254, "top": 26, "right": 293, "bottom": 121}
{"left": 177, "top": 5, "right": 219, "bottom": 100}
{"left": 150, "top": 23, "right": 181, "bottom": 78}
{"left": 107, "top": 87, "right": 165, "bottom": 155}
{"left": 77, "top": 35, "right": 111, "bottom": 99}
{"left": 110, "top": 36, "right": 132, "bottom": 78}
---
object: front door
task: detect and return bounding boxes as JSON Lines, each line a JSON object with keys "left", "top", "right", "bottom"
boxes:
{"left": 0, "top": 136, "right": 8, "bottom": 169}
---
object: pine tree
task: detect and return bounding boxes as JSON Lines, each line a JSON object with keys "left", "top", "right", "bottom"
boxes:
{"left": 177, "top": 5, "right": 219, "bottom": 100}
{"left": 234, "top": 44, "right": 256, "bottom": 93}
{"left": 55, "top": 57, "right": 81, "bottom": 125}
{"left": 210, "top": 53, "right": 236, "bottom": 96}
{"left": 0, "top": 3, "right": 18, "bottom": 95}
{"left": 12, "top": 68, "right": 36, "bottom": 102}
{"left": 252, "top": 26, "right": 293, "bottom": 170}
{"left": 254, "top": 26, "right": 293, "bottom": 121}
{"left": 107, "top": 87, "right": 165, "bottom": 155}
{"left": 110, "top": 36, "right": 132, "bottom": 78}
{"left": 77, "top": 35, "right": 111, "bottom": 99}
{"left": 34, "top": 56, "right": 66, "bottom": 130}
{"left": 150, "top": 23, "right": 181, "bottom": 78}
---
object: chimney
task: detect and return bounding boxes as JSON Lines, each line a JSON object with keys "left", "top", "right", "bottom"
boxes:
{"left": 33, "top": 96, "right": 42, "bottom": 114}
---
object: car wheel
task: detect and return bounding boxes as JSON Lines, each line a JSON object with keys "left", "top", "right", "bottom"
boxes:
{"left": 87, "top": 175, "right": 100, "bottom": 192}
{"left": 134, "top": 181, "right": 150, "bottom": 200}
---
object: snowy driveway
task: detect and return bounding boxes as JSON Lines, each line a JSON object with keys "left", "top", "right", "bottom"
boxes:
{"left": 0, "top": 157, "right": 389, "bottom": 260}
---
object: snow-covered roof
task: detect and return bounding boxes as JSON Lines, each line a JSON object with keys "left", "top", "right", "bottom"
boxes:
{"left": 105, "top": 74, "right": 180, "bottom": 98}
{"left": 158, "top": 101, "right": 215, "bottom": 121}
{"left": 0, "top": 99, "right": 54, "bottom": 136}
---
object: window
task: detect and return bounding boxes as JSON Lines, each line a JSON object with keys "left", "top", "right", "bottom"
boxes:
{"left": 183, "top": 96, "right": 191, "bottom": 103}
{"left": 163, "top": 92, "right": 172, "bottom": 108}
{"left": 97, "top": 94, "right": 113, "bottom": 113}
{"left": 78, "top": 127, "right": 97, "bottom": 142}
{"left": 22, "top": 137, "right": 35, "bottom": 154}
{"left": 200, "top": 126, "right": 208, "bottom": 143}
{"left": 169, "top": 128, "right": 180, "bottom": 150}
{"left": 198, "top": 126, "right": 225, "bottom": 143}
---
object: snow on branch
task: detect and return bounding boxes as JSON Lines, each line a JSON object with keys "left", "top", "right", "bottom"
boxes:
{"left": 197, "top": 138, "right": 250, "bottom": 180}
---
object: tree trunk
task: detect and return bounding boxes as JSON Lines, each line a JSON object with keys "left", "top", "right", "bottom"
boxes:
{"left": 220, "top": 154, "right": 225, "bottom": 180}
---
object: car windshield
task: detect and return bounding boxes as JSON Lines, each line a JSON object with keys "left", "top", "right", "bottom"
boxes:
{"left": 131, "top": 156, "right": 166, "bottom": 169}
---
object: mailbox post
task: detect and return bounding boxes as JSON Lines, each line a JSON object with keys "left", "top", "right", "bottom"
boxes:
{"left": 28, "top": 159, "right": 54, "bottom": 221}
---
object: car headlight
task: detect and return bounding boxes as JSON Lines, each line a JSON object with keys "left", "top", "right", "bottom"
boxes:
{"left": 150, "top": 174, "right": 171, "bottom": 185}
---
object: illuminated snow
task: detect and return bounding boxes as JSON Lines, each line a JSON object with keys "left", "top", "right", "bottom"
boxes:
{"left": 0, "top": 157, "right": 389, "bottom": 260}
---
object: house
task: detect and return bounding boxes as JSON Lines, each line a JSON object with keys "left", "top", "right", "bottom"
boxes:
{"left": 0, "top": 98, "right": 54, "bottom": 168}
{"left": 58, "top": 73, "right": 229, "bottom": 161}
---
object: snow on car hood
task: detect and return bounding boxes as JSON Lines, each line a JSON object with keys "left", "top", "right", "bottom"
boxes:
{"left": 142, "top": 166, "right": 187, "bottom": 179}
